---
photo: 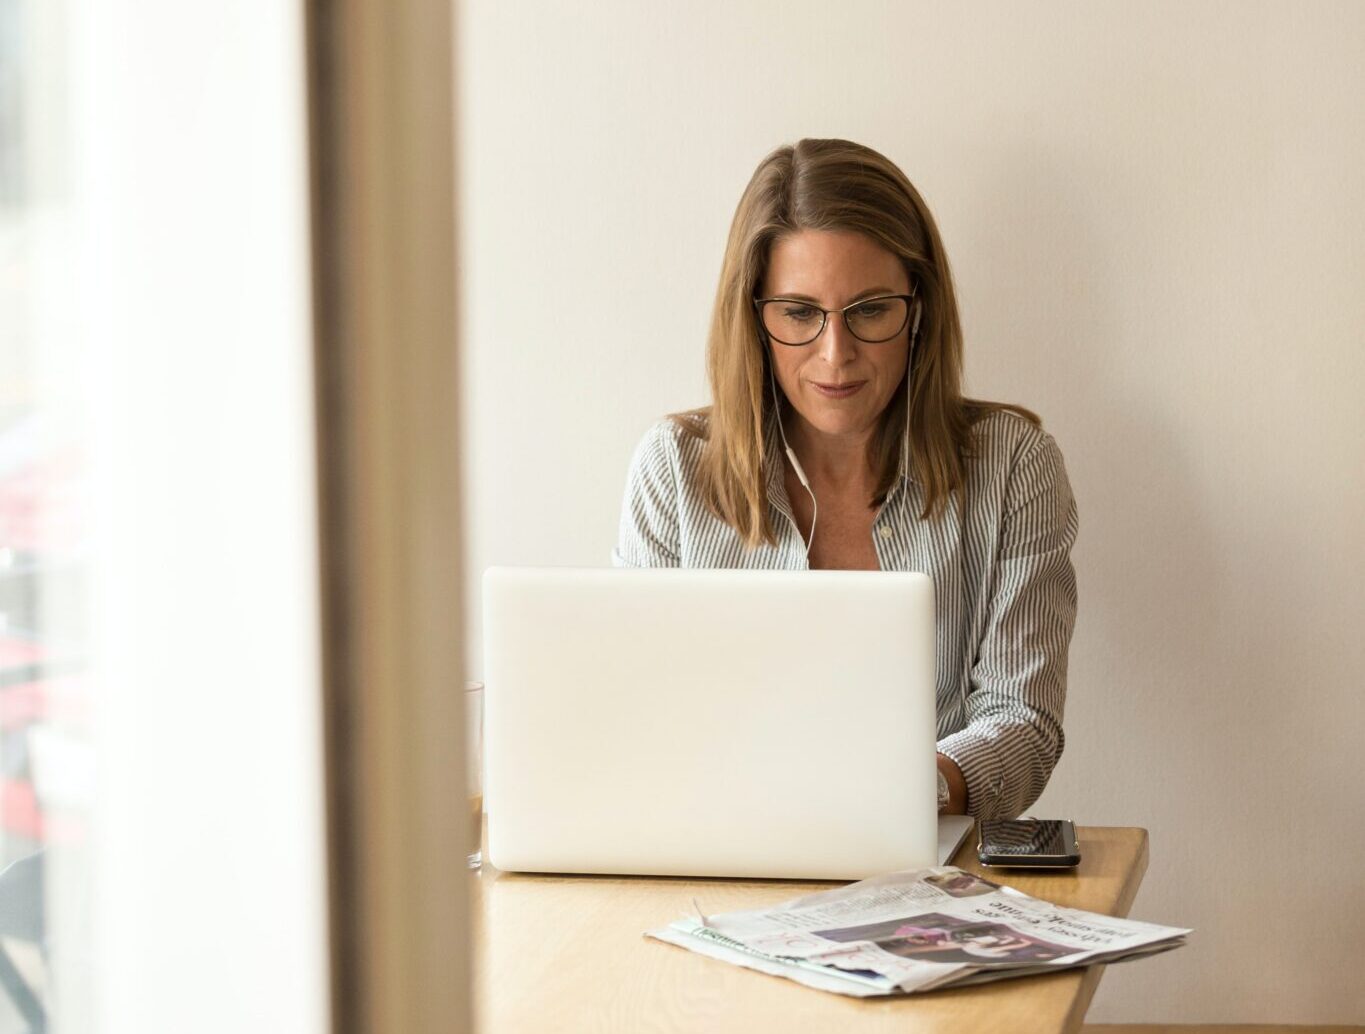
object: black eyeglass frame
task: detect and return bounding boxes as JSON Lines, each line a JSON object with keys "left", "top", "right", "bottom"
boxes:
{"left": 752, "top": 289, "right": 919, "bottom": 347}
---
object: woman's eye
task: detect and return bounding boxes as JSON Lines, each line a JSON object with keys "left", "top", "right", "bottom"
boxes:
{"left": 782, "top": 305, "right": 818, "bottom": 321}
{"left": 852, "top": 303, "right": 889, "bottom": 318}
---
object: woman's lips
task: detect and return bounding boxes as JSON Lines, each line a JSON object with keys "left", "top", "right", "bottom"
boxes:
{"left": 811, "top": 380, "right": 866, "bottom": 399}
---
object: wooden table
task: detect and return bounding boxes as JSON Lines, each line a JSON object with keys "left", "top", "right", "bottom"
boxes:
{"left": 472, "top": 826, "right": 1148, "bottom": 1034}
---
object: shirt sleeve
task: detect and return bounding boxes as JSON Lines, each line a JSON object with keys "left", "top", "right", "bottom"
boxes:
{"left": 611, "top": 421, "right": 683, "bottom": 568}
{"left": 936, "top": 432, "right": 1079, "bottom": 819}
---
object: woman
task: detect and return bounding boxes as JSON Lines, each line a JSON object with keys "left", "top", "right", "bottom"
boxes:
{"left": 612, "top": 138, "right": 1078, "bottom": 820}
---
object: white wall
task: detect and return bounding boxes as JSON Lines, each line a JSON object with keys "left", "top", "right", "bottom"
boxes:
{"left": 458, "top": 2, "right": 1365, "bottom": 1023}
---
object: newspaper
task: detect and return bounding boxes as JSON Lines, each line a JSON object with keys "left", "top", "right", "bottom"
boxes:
{"left": 646, "top": 866, "right": 1189, "bottom": 997}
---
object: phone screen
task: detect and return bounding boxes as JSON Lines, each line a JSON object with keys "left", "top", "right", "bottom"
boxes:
{"left": 979, "top": 819, "right": 1075, "bottom": 857}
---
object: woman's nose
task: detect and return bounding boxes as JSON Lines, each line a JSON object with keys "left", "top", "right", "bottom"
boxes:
{"left": 816, "top": 314, "right": 859, "bottom": 365}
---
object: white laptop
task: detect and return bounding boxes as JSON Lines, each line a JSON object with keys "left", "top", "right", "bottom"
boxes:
{"left": 482, "top": 567, "right": 972, "bottom": 880}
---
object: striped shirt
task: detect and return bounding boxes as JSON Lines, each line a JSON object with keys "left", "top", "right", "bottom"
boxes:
{"left": 611, "top": 409, "right": 1079, "bottom": 820}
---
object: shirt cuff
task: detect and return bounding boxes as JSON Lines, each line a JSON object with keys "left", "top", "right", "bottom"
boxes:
{"left": 937, "top": 727, "right": 1009, "bottom": 819}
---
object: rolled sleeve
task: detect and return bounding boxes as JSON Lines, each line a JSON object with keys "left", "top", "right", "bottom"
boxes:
{"left": 611, "top": 421, "right": 683, "bottom": 568}
{"left": 938, "top": 433, "right": 1078, "bottom": 819}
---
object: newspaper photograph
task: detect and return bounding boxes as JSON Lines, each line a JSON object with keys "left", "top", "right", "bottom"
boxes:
{"left": 646, "top": 866, "right": 1189, "bottom": 997}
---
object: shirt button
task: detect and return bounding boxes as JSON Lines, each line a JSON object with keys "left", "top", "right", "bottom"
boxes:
{"left": 878, "top": 526, "right": 893, "bottom": 540}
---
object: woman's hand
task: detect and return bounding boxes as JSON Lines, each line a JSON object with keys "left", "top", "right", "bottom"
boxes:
{"left": 936, "top": 753, "right": 968, "bottom": 815}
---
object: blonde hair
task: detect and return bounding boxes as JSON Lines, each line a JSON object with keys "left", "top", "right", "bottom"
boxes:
{"left": 675, "top": 138, "right": 1038, "bottom": 548}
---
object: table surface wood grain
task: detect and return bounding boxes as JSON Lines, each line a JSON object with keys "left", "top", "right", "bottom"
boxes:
{"left": 472, "top": 825, "right": 1149, "bottom": 1034}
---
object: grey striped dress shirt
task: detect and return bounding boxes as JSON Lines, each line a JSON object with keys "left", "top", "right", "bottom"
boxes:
{"left": 611, "top": 408, "right": 1079, "bottom": 820}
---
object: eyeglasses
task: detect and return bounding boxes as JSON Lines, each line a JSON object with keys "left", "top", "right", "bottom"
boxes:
{"left": 753, "top": 292, "right": 916, "bottom": 347}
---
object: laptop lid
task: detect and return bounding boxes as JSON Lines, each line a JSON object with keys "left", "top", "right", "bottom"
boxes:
{"left": 483, "top": 567, "right": 939, "bottom": 880}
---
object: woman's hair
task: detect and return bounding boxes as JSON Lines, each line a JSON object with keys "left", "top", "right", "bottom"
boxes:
{"left": 675, "top": 137, "right": 1038, "bottom": 548}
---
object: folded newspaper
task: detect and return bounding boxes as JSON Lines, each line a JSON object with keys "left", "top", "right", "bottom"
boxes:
{"left": 646, "top": 866, "right": 1189, "bottom": 997}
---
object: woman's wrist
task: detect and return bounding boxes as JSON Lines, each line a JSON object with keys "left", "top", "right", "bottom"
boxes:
{"left": 936, "top": 753, "right": 968, "bottom": 815}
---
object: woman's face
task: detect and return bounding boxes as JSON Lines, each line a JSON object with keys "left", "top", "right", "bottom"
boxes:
{"left": 760, "top": 229, "right": 912, "bottom": 443}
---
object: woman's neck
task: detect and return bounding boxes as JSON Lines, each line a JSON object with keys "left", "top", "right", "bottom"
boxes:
{"left": 782, "top": 413, "right": 878, "bottom": 495}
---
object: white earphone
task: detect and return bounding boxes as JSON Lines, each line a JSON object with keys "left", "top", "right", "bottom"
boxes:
{"left": 769, "top": 362, "right": 818, "bottom": 560}
{"left": 905, "top": 299, "right": 921, "bottom": 453}
{"left": 768, "top": 298, "right": 921, "bottom": 562}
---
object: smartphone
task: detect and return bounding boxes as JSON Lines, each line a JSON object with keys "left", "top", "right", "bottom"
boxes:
{"left": 977, "top": 818, "right": 1081, "bottom": 869}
